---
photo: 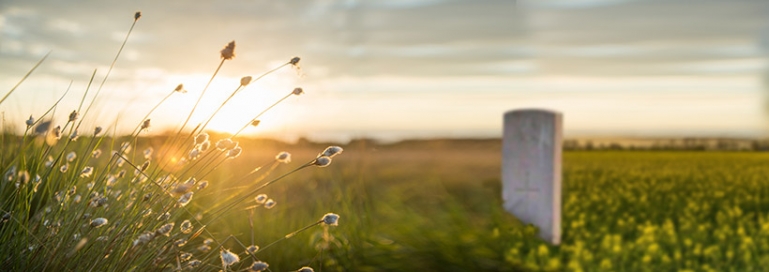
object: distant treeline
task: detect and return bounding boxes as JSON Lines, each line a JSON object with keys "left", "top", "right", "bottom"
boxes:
{"left": 563, "top": 138, "right": 769, "bottom": 151}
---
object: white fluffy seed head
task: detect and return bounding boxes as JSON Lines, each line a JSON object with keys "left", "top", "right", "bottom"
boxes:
{"left": 179, "top": 192, "right": 193, "bottom": 207}
{"left": 264, "top": 199, "right": 276, "bottom": 209}
{"left": 297, "top": 266, "right": 315, "bottom": 272}
{"left": 292, "top": 87, "right": 304, "bottom": 96}
{"left": 255, "top": 194, "right": 267, "bottom": 204}
{"left": 94, "top": 126, "right": 103, "bottom": 136}
{"left": 156, "top": 222, "right": 174, "bottom": 236}
{"left": 197, "top": 180, "right": 209, "bottom": 190}
{"left": 249, "top": 261, "right": 269, "bottom": 272}
{"left": 321, "top": 213, "right": 340, "bottom": 226}
{"left": 180, "top": 220, "right": 193, "bottom": 234}
{"left": 275, "top": 152, "right": 291, "bottom": 163}
{"left": 216, "top": 138, "right": 235, "bottom": 151}
{"left": 320, "top": 146, "right": 343, "bottom": 158}
{"left": 66, "top": 151, "right": 77, "bottom": 162}
{"left": 25, "top": 115, "right": 34, "bottom": 127}
{"left": 195, "top": 133, "right": 208, "bottom": 145}
{"left": 80, "top": 166, "right": 93, "bottom": 178}
{"left": 220, "top": 248, "right": 240, "bottom": 267}
{"left": 246, "top": 245, "right": 259, "bottom": 254}
{"left": 227, "top": 146, "right": 242, "bottom": 159}
{"left": 313, "top": 156, "right": 332, "bottom": 167}
{"left": 188, "top": 148, "right": 200, "bottom": 160}
{"left": 90, "top": 217, "right": 108, "bottom": 228}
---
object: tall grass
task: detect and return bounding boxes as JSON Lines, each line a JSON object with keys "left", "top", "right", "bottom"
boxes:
{"left": 0, "top": 11, "right": 342, "bottom": 271}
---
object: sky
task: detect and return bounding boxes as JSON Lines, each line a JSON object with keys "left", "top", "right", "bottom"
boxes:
{"left": 1, "top": 0, "right": 769, "bottom": 142}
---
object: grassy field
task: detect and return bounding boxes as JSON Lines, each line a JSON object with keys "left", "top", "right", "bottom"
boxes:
{"left": 180, "top": 140, "right": 769, "bottom": 271}
{"left": 5, "top": 135, "right": 769, "bottom": 271}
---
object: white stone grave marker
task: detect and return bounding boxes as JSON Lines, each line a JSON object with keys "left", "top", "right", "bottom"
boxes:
{"left": 502, "top": 109, "right": 562, "bottom": 245}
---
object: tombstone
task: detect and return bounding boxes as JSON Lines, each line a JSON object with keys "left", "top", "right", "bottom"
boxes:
{"left": 502, "top": 109, "right": 562, "bottom": 245}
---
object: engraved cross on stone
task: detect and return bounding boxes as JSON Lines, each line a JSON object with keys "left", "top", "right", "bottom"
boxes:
{"left": 502, "top": 109, "right": 562, "bottom": 245}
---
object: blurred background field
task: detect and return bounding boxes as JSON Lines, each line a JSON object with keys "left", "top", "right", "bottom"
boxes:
{"left": 149, "top": 136, "right": 769, "bottom": 271}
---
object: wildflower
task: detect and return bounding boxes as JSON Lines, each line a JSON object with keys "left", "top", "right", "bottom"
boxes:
{"left": 241, "top": 76, "right": 252, "bottom": 86}
{"left": 68, "top": 110, "right": 78, "bottom": 122}
{"left": 320, "top": 146, "right": 343, "bottom": 158}
{"left": 90, "top": 217, "right": 108, "bottom": 228}
{"left": 290, "top": 56, "right": 301, "bottom": 66}
{"left": 220, "top": 248, "right": 240, "bottom": 267}
{"left": 66, "top": 151, "right": 77, "bottom": 162}
{"left": 133, "top": 232, "right": 155, "bottom": 246}
{"left": 94, "top": 126, "right": 103, "bottom": 136}
{"left": 188, "top": 148, "right": 200, "bottom": 160}
{"left": 321, "top": 213, "right": 339, "bottom": 226}
{"left": 264, "top": 199, "right": 276, "bottom": 209}
{"left": 251, "top": 119, "right": 260, "bottom": 127}
{"left": 157, "top": 212, "right": 171, "bottom": 221}
{"left": 92, "top": 149, "right": 102, "bottom": 158}
{"left": 246, "top": 245, "right": 259, "bottom": 254}
{"left": 73, "top": 195, "right": 82, "bottom": 203}
{"left": 216, "top": 138, "right": 235, "bottom": 151}
{"left": 180, "top": 252, "right": 193, "bottom": 262}
{"left": 292, "top": 87, "right": 304, "bottom": 95}
{"left": 116, "top": 157, "right": 125, "bottom": 167}
{"left": 180, "top": 220, "right": 193, "bottom": 234}
{"left": 179, "top": 192, "right": 193, "bottom": 207}
{"left": 221, "top": 41, "right": 236, "bottom": 60}
{"left": 275, "top": 152, "right": 291, "bottom": 163}
{"left": 140, "top": 119, "right": 150, "bottom": 131}
{"left": 60, "top": 164, "right": 69, "bottom": 173}
{"left": 249, "top": 261, "right": 269, "bottom": 271}
{"left": 117, "top": 169, "right": 126, "bottom": 178}
{"left": 16, "top": 170, "right": 29, "bottom": 188}
{"left": 143, "top": 147, "right": 153, "bottom": 159}
{"left": 195, "top": 133, "right": 209, "bottom": 145}
{"left": 203, "top": 238, "right": 214, "bottom": 246}
{"left": 187, "top": 259, "right": 201, "bottom": 268}
{"left": 81, "top": 166, "right": 93, "bottom": 178}
{"left": 197, "top": 180, "right": 209, "bottom": 190}
{"left": 70, "top": 129, "right": 79, "bottom": 141}
{"left": 226, "top": 146, "right": 242, "bottom": 158}
{"left": 297, "top": 267, "right": 314, "bottom": 272}
{"left": 34, "top": 120, "right": 51, "bottom": 135}
{"left": 174, "top": 238, "right": 187, "bottom": 247}
{"left": 313, "top": 156, "right": 332, "bottom": 167}
{"left": 254, "top": 194, "right": 268, "bottom": 204}
{"left": 174, "top": 83, "right": 187, "bottom": 93}
{"left": 25, "top": 115, "right": 34, "bottom": 127}
{"left": 134, "top": 11, "right": 141, "bottom": 20}
{"left": 156, "top": 222, "right": 174, "bottom": 236}
{"left": 1, "top": 212, "right": 9, "bottom": 223}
